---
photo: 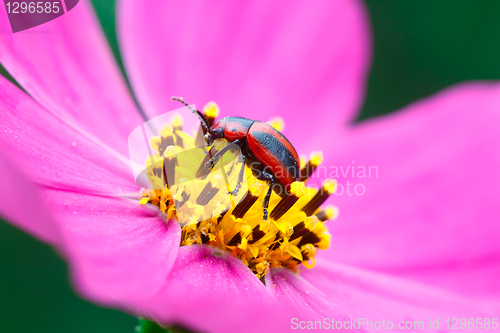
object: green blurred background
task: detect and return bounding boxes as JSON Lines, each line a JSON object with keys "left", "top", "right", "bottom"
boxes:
{"left": 1, "top": 0, "right": 500, "bottom": 332}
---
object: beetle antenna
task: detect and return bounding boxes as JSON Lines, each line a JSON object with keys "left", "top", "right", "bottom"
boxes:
{"left": 171, "top": 97, "right": 214, "bottom": 144}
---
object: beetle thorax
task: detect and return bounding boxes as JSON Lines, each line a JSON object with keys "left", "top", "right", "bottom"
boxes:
{"left": 215, "top": 116, "right": 255, "bottom": 142}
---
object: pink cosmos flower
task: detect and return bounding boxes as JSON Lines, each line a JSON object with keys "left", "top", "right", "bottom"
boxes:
{"left": 0, "top": 0, "right": 499, "bottom": 332}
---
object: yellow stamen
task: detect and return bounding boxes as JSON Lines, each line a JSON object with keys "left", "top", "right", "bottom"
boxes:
{"left": 203, "top": 102, "right": 220, "bottom": 126}
{"left": 268, "top": 117, "right": 285, "bottom": 132}
{"left": 171, "top": 114, "right": 183, "bottom": 132}
{"left": 316, "top": 206, "right": 339, "bottom": 222}
{"left": 300, "top": 151, "right": 324, "bottom": 182}
{"left": 302, "top": 258, "right": 315, "bottom": 269}
{"left": 301, "top": 179, "right": 337, "bottom": 216}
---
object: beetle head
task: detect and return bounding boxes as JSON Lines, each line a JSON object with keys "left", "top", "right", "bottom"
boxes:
{"left": 211, "top": 118, "right": 226, "bottom": 139}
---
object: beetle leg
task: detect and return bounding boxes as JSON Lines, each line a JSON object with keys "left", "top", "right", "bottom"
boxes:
{"left": 260, "top": 171, "right": 274, "bottom": 221}
{"left": 228, "top": 154, "right": 246, "bottom": 196}
{"left": 203, "top": 139, "right": 241, "bottom": 171}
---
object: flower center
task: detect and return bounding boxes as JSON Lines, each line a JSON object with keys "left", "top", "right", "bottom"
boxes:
{"left": 139, "top": 102, "right": 337, "bottom": 278}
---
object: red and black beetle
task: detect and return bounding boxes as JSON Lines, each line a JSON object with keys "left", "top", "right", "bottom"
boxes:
{"left": 172, "top": 97, "right": 300, "bottom": 220}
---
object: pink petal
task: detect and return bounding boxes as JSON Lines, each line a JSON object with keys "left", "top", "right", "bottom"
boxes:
{"left": 302, "top": 260, "right": 497, "bottom": 332}
{"left": 0, "top": 151, "right": 59, "bottom": 244}
{"left": 0, "top": 76, "right": 137, "bottom": 195}
{"left": 43, "top": 188, "right": 180, "bottom": 304}
{"left": 267, "top": 268, "right": 368, "bottom": 332}
{"left": 137, "top": 245, "right": 295, "bottom": 333}
{"left": 0, "top": 0, "right": 143, "bottom": 156}
{"left": 118, "top": 0, "right": 370, "bottom": 149}
{"left": 391, "top": 255, "right": 500, "bottom": 303}
{"left": 316, "top": 82, "right": 500, "bottom": 297}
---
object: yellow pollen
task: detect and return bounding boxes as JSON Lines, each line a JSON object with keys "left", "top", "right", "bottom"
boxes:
{"left": 323, "top": 206, "right": 339, "bottom": 221}
{"left": 323, "top": 179, "right": 337, "bottom": 195}
{"left": 268, "top": 117, "right": 285, "bottom": 132}
{"left": 302, "top": 258, "right": 315, "bottom": 269}
{"left": 299, "top": 155, "right": 307, "bottom": 167}
{"left": 171, "top": 114, "right": 183, "bottom": 131}
{"left": 309, "top": 151, "right": 323, "bottom": 166}
{"left": 299, "top": 151, "right": 324, "bottom": 182}
{"left": 203, "top": 101, "right": 220, "bottom": 122}
{"left": 164, "top": 145, "right": 177, "bottom": 157}
{"left": 161, "top": 123, "right": 174, "bottom": 138}
{"left": 290, "top": 181, "right": 306, "bottom": 197}
{"left": 138, "top": 106, "right": 334, "bottom": 278}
